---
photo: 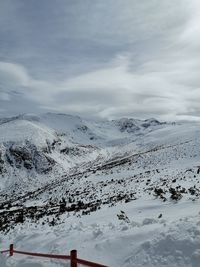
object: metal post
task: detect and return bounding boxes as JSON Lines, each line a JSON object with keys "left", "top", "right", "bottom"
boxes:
{"left": 9, "top": 244, "right": 13, "bottom": 256}
{"left": 70, "top": 250, "right": 77, "bottom": 267}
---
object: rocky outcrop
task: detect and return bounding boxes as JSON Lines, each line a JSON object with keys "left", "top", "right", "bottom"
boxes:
{"left": 141, "top": 118, "right": 162, "bottom": 128}
{"left": 116, "top": 118, "right": 162, "bottom": 133}
{"left": 6, "top": 141, "right": 56, "bottom": 174}
{"left": 0, "top": 150, "right": 5, "bottom": 174}
{"left": 117, "top": 119, "right": 140, "bottom": 133}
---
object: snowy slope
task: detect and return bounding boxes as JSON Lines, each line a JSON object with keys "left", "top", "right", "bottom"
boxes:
{"left": 1, "top": 113, "right": 200, "bottom": 267}
{"left": 0, "top": 113, "right": 167, "bottom": 194}
{"left": 14, "top": 113, "right": 166, "bottom": 146}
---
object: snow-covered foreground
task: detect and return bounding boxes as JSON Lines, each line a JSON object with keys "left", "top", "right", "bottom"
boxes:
{"left": 1, "top": 113, "right": 200, "bottom": 266}
{"left": 1, "top": 199, "right": 200, "bottom": 267}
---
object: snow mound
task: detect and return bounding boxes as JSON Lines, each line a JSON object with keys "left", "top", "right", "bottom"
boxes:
{"left": 123, "top": 217, "right": 200, "bottom": 267}
{"left": 0, "top": 254, "right": 8, "bottom": 267}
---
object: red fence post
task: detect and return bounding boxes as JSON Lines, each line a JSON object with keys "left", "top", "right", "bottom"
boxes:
{"left": 70, "top": 250, "right": 77, "bottom": 267}
{"left": 9, "top": 244, "right": 14, "bottom": 257}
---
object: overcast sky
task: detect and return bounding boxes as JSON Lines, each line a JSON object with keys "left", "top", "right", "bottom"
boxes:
{"left": 0, "top": 0, "right": 200, "bottom": 120}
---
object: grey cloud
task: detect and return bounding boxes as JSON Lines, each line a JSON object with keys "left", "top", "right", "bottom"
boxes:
{"left": 0, "top": 1, "right": 200, "bottom": 121}
{"left": 0, "top": 0, "right": 189, "bottom": 78}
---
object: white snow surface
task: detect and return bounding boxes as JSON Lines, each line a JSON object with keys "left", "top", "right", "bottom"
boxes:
{"left": 0, "top": 113, "right": 200, "bottom": 267}
{"left": 1, "top": 200, "right": 200, "bottom": 267}
{"left": 0, "top": 119, "right": 56, "bottom": 147}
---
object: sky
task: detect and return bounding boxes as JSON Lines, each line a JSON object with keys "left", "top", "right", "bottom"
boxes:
{"left": 0, "top": 0, "right": 200, "bottom": 121}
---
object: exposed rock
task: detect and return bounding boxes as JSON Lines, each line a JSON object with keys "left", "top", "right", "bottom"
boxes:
{"left": 169, "top": 187, "right": 182, "bottom": 201}
{"left": 0, "top": 150, "right": 5, "bottom": 174}
{"left": 77, "top": 125, "right": 88, "bottom": 132}
{"left": 118, "top": 119, "right": 140, "bottom": 133}
{"left": 141, "top": 118, "right": 161, "bottom": 128}
{"left": 9, "top": 144, "right": 32, "bottom": 169}
{"left": 33, "top": 152, "right": 56, "bottom": 174}
{"left": 6, "top": 141, "right": 55, "bottom": 174}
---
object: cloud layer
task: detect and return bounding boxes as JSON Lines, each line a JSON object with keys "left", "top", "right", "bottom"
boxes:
{"left": 0, "top": 0, "right": 200, "bottom": 121}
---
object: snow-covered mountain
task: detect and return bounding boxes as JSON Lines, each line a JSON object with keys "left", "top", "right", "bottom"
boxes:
{"left": 1, "top": 113, "right": 200, "bottom": 267}
{"left": 0, "top": 113, "right": 166, "bottom": 194}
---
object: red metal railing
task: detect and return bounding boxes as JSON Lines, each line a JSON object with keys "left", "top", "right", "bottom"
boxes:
{"left": 1, "top": 244, "right": 109, "bottom": 267}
